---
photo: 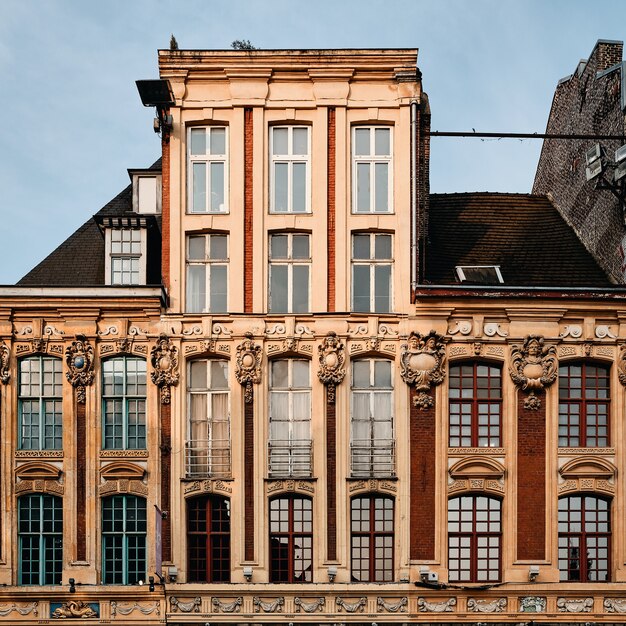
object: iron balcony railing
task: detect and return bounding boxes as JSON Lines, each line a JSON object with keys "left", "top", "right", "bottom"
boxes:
{"left": 185, "top": 439, "right": 231, "bottom": 478}
{"left": 350, "top": 439, "right": 396, "bottom": 477}
{"left": 268, "top": 439, "right": 313, "bottom": 478}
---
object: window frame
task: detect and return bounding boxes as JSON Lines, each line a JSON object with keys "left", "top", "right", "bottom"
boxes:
{"left": 351, "top": 232, "right": 393, "bottom": 313}
{"left": 187, "top": 125, "right": 229, "bottom": 214}
{"left": 105, "top": 228, "right": 147, "bottom": 286}
{"left": 186, "top": 233, "right": 229, "bottom": 314}
{"left": 268, "top": 232, "right": 311, "bottom": 314}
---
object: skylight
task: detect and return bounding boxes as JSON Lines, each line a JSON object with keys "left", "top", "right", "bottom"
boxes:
{"left": 455, "top": 265, "right": 504, "bottom": 285}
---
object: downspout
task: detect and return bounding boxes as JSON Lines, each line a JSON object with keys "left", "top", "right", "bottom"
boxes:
{"left": 410, "top": 99, "right": 418, "bottom": 299}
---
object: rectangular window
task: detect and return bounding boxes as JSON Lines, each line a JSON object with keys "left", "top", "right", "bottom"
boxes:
{"left": 188, "top": 126, "right": 228, "bottom": 213}
{"left": 269, "top": 233, "right": 310, "bottom": 313}
{"left": 109, "top": 229, "right": 144, "bottom": 285}
{"left": 352, "top": 126, "right": 392, "bottom": 213}
{"left": 186, "top": 234, "right": 228, "bottom": 314}
{"left": 352, "top": 233, "right": 392, "bottom": 313}
{"left": 270, "top": 126, "right": 310, "bottom": 213}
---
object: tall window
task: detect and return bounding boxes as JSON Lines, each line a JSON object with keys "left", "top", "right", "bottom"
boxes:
{"left": 559, "top": 363, "right": 610, "bottom": 447}
{"left": 188, "top": 126, "right": 228, "bottom": 213}
{"left": 102, "top": 495, "right": 146, "bottom": 584}
{"left": 102, "top": 357, "right": 146, "bottom": 450}
{"left": 187, "top": 495, "right": 230, "bottom": 582}
{"left": 448, "top": 495, "right": 501, "bottom": 582}
{"left": 19, "top": 356, "right": 63, "bottom": 450}
{"left": 270, "top": 126, "right": 310, "bottom": 213}
{"left": 352, "top": 233, "right": 392, "bottom": 313}
{"left": 559, "top": 495, "right": 610, "bottom": 582}
{"left": 352, "top": 126, "right": 392, "bottom": 213}
{"left": 186, "top": 234, "right": 228, "bottom": 314}
{"left": 269, "top": 233, "right": 310, "bottom": 313}
{"left": 18, "top": 494, "right": 62, "bottom": 585}
{"left": 269, "top": 360, "right": 311, "bottom": 477}
{"left": 187, "top": 359, "right": 230, "bottom": 477}
{"left": 269, "top": 496, "right": 312, "bottom": 583}
{"left": 351, "top": 359, "right": 394, "bottom": 477}
{"left": 108, "top": 229, "right": 144, "bottom": 285}
{"left": 449, "top": 363, "right": 502, "bottom": 447}
{"left": 350, "top": 495, "right": 394, "bottom": 582}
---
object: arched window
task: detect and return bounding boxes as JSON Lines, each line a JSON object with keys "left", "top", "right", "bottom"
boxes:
{"left": 102, "top": 495, "right": 146, "bottom": 584}
{"left": 350, "top": 495, "right": 394, "bottom": 582}
{"left": 187, "top": 495, "right": 230, "bottom": 582}
{"left": 269, "top": 495, "right": 312, "bottom": 583}
{"left": 18, "top": 494, "right": 62, "bottom": 585}
{"left": 350, "top": 359, "right": 394, "bottom": 477}
{"left": 102, "top": 357, "right": 146, "bottom": 450}
{"left": 449, "top": 362, "right": 502, "bottom": 447}
{"left": 558, "top": 495, "right": 610, "bottom": 581}
{"left": 448, "top": 495, "right": 501, "bottom": 582}
{"left": 187, "top": 359, "right": 230, "bottom": 477}
{"left": 559, "top": 363, "right": 610, "bottom": 447}
{"left": 18, "top": 356, "right": 63, "bottom": 450}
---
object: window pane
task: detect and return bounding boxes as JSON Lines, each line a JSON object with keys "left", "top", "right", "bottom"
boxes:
{"left": 375, "top": 163, "right": 388, "bottom": 212}
{"left": 210, "top": 265, "right": 227, "bottom": 313}
{"left": 293, "top": 361, "right": 310, "bottom": 388}
{"left": 374, "top": 264, "right": 391, "bottom": 313}
{"left": 292, "top": 265, "right": 309, "bottom": 313}
{"left": 270, "top": 265, "right": 288, "bottom": 313}
{"left": 355, "top": 128, "right": 370, "bottom": 156}
{"left": 375, "top": 128, "right": 390, "bottom": 156}
{"left": 210, "top": 162, "right": 225, "bottom": 212}
{"left": 190, "top": 128, "right": 206, "bottom": 155}
{"left": 375, "top": 234, "right": 392, "bottom": 259}
{"left": 353, "top": 265, "right": 371, "bottom": 312}
{"left": 292, "top": 128, "right": 308, "bottom": 155}
{"left": 292, "top": 235, "right": 310, "bottom": 259}
{"left": 270, "top": 235, "right": 288, "bottom": 259}
{"left": 190, "top": 360, "right": 207, "bottom": 389}
{"left": 192, "top": 163, "right": 207, "bottom": 212}
{"left": 353, "top": 361, "right": 370, "bottom": 388}
{"left": 209, "top": 235, "right": 228, "bottom": 260}
{"left": 273, "top": 128, "right": 288, "bottom": 155}
{"left": 210, "top": 127, "right": 226, "bottom": 155}
{"left": 274, "top": 163, "right": 289, "bottom": 212}
{"left": 356, "top": 163, "right": 370, "bottom": 212}
{"left": 187, "top": 265, "right": 206, "bottom": 313}
{"left": 374, "top": 361, "right": 392, "bottom": 388}
{"left": 271, "top": 361, "right": 289, "bottom": 388}
{"left": 353, "top": 234, "right": 371, "bottom": 260}
{"left": 292, "top": 162, "right": 306, "bottom": 212}
{"left": 188, "top": 236, "right": 206, "bottom": 261}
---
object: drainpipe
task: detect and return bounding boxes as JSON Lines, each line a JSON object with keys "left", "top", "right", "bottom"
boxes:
{"left": 410, "top": 99, "right": 418, "bottom": 298}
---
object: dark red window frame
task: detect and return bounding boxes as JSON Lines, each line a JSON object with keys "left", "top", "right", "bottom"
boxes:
{"left": 558, "top": 362, "right": 610, "bottom": 447}
{"left": 448, "top": 495, "right": 501, "bottom": 582}
{"left": 350, "top": 495, "right": 394, "bottom": 582}
{"left": 449, "top": 362, "right": 502, "bottom": 447}
{"left": 187, "top": 495, "right": 230, "bottom": 582}
{"left": 558, "top": 495, "right": 611, "bottom": 582}
{"left": 269, "top": 495, "right": 312, "bottom": 583}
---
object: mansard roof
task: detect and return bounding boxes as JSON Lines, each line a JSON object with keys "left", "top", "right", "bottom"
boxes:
{"left": 425, "top": 192, "right": 612, "bottom": 287}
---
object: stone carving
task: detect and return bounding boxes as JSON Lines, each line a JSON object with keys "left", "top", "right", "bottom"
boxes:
{"left": 336, "top": 597, "right": 366, "bottom": 613}
{"left": 400, "top": 331, "right": 446, "bottom": 409}
{"left": 484, "top": 322, "right": 508, "bottom": 337}
{"left": 379, "top": 324, "right": 398, "bottom": 336}
{"left": 556, "top": 597, "right": 593, "bottom": 613}
{"left": 560, "top": 324, "right": 583, "bottom": 338}
{"left": 182, "top": 325, "right": 202, "bottom": 336}
{"left": 115, "top": 337, "right": 132, "bottom": 353}
{"left": 212, "top": 323, "right": 232, "bottom": 336}
{"left": 253, "top": 597, "right": 284, "bottom": 613}
{"left": 31, "top": 337, "right": 47, "bottom": 353}
{"left": 448, "top": 320, "right": 472, "bottom": 335}
{"left": 604, "top": 598, "right": 626, "bottom": 613}
{"left": 295, "top": 324, "right": 314, "bottom": 336}
{"left": 169, "top": 597, "right": 201, "bottom": 613}
{"left": 65, "top": 335, "right": 95, "bottom": 404}
{"left": 266, "top": 323, "right": 286, "bottom": 336}
{"left": 377, "top": 597, "right": 407, "bottom": 613}
{"left": 235, "top": 332, "right": 262, "bottom": 403}
{"left": 52, "top": 601, "right": 97, "bottom": 619}
{"left": 98, "top": 326, "right": 118, "bottom": 336}
{"left": 467, "top": 597, "right": 506, "bottom": 613}
{"left": 111, "top": 601, "right": 160, "bottom": 616}
{"left": 128, "top": 326, "right": 148, "bottom": 337}
{"left": 417, "top": 597, "right": 456, "bottom": 613}
{"left": 317, "top": 332, "right": 345, "bottom": 403}
{"left": 559, "top": 345, "right": 577, "bottom": 357}
{"left": 212, "top": 597, "right": 242, "bottom": 613}
{"left": 0, "top": 342, "right": 9, "bottom": 383}
{"left": 595, "top": 325, "right": 617, "bottom": 339}
{"left": 618, "top": 345, "right": 626, "bottom": 386}
{"left": 583, "top": 342, "right": 592, "bottom": 356}
{"left": 519, "top": 596, "right": 546, "bottom": 613}
{"left": 150, "top": 334, "right": 179, "bottom": 404}
{"left": 509, "top": 335, "right": 557, "bottom": 410}
{"left": 473, "top": 342, "right": 482, "bottom": 356}
{"left": 44, "top": 325, "right": 65, "bottom": 338}
{"left": 14, "top": 325, "right": 33, "bottom": 336}
{"left": 294, "top": 597, "right": 325, "bottom": 613}
{"left": 0, "top": 602, "right": 38, "bottom": 617}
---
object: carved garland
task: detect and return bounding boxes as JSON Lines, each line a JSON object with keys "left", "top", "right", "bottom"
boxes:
{"left": 0, "top": 342, "right": 9, "bottom": 384}
{"left": 618, "top": 344, "right": 626, "bottom": 386}
{"left": 235, "top": 332, "right": 262, "bottom": 403}
{"left": 317, "top": 331, "right": 346, "bottom": 403}
{"left": 65, "top": 335, "right": 95, "bottom": 404}
{"left": 150, "top": 334, "right": 179, "bottom": 404}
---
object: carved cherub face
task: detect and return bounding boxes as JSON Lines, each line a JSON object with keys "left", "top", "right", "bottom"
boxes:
{"left": 527, "top": 338, "right": 541, "bottom": 357}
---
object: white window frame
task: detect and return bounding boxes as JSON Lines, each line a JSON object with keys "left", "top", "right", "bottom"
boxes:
{"left": 351, "top": 232, "right": 393, "bottom": 313}
{"left": 186, "top": 233, "right": 229, "bottom": 314}
{"left": 187, "top": 126, "right": 229, "bottom": 214}
{"left": 105, "top": 228, "right": 147, "bottom": 286}
{"left": 352, "top": 126, "right": 393, "bottom": 214}
{"left": 269, "top": 125, "right": 311, "bottom": 214}
{"left": 268, "top": 233, "right": 311, "bottom": 314}
{"left": 132, "top": 174, "right": 162, "bottom": 214}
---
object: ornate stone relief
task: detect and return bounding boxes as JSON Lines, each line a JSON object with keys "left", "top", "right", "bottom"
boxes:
{"left": 556, "top": 597, "right": 593, "bottom": 613}
{"left": 111, "top": 601, "right": 160, "bottom": 617}
{"left": 15, "top": 479, "right": 64, "bottom": 495}
{"left": 15, "top": 461, "right": 62, "bottom": 481}
{"left": 253, "top": 597, "right": 284, "bottom": 613}
{"left": 417, "top": 597, "right": 456, "bottom": 613}
{"left": 335, "top": 597, "right": 366, "bottom": 613}
{"left": 595, "top": 324, "right": 617, "bottom": 339}
{"left": 266, "top": 479, "right": 315, "bottom": 495}
{"left": 294, "top": 597, "right": 325, "bottom": 613}
{"left": 483, "top": 322, "right": 508, "bottom": 337}
{"left": 150, "top": 334, "right": 179, "bottom": 404}
{"left": 212, "top": 597, "right": 242, "bottom": 613}
{"left": 400, "top": 331, "right": 446, "bottom": 409}
{"left": 317, "top": 332, "right": 346, "bottom": 403}
{"left": 604, "top": 598, "right": 626, "bottom": 613}
{"left": 51, "top": 601, "right": 98, "bottom": 619}
{"left": 65, "top": 335, "right": 95, "bottom": 404}
{"left": 509, "top": 335, "right": 557, "bottom": 410}
{"left": 560, "top": 324, "right": 583, "bottom": 338}
{"left": 467, "top": 597, "right": 506, "bottom": 613}
{"left": 377, "top": 597, "right": 407, "bottom": 613}
{"left": 519, "top": 596, "right": 546, "bottom": 613}
{"left": 235, "top": 332, "right": 262, "bottom": 403}
{"left": 0, "top": 602, "right": 38, "bottom": 617}
{"left": 169, "top": 597, "right": 201, "bottom": 613}
{"left": 184, "top": 479, "right": 233, "bottom": 496}
{"left": 98, "top": 325, "right": 118, "bottom": 337}
{"left": 448, "top": 320, "right": 472, "bottom": 335}
{"left": 618, "top": 345, "right": 626, "bottom": 386}
{"left": 347, "top": 478, "right": 397, "bottom": 494}
{"left": 98, "top": 478, "right": 148, "bottom": 497}
{"left": 0, "top": 342, "right": 9, "bottom": 383}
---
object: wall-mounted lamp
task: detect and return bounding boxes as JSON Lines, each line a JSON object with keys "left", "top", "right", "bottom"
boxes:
{"left": 243, "top": 566, "right": 253, "bottom": 582}
{"left": 528, "top": 565, "right": 540, "bottom": 582}
{"left": 135, "top": 80, "right": 176, "bottom": 140}
{"left": 68, "top": 578, "right": 76, "bottom": 594}
{"left": 327, "top": 565, "right": 337, "bottom": 583}
{"left": 167, "top": 566, "right": 178, "bottom": 583}
{"left": 149, "top": 576, "right": 155, "bottom": 592}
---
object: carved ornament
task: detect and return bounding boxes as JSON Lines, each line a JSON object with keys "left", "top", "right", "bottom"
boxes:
{"left": 509, "top": 335, "right": 557, "bottom": 409}
{"left": 519, "top": 596, "right": 546, "bottom": 613}
{"left": 0, "top": 342, "right": 9, "bottom": 384}
{"left": 335, "top": 597, "right": 366, "bottom": 613}
{"left": 65, "top": 335, "right": 95, "bottom": 404}
{"left": 52, "top": 601, "right": 98, "bottom": 619}
{"left": 377, "top": 597, "right": 407, "bottom": 613}
{"left": 15, "top": 461, "right": 62, "bottom": 481}
{"left": 150, "top": 334, "right": 179, "bottom": 404}
{"left": 605, "top": 598, "right": 626, "bottom": 613}
{"left": 111, "top": 601, "right": 160, "bottom": 616}
{"left": 100, "top": 461, "right": 146, "bottom": 481}
{"left": 618, "top": 345, "right": 626, "bottom": 386}
{"left": 417, "top": 597, "right": 456, "bottom": 613}
{"left": 559, "top": 456, "right": 616, "bottom": 480}
{"left": 467, "top": 597, "right": 506, "bottom": 613}
{"left": 212, "top": 597, "right": 242, "bottom": 613}
{"left": 556, "top": 597, "right": 593, "bottom": 613}
{"left": 400, "top": 331, "right": 446, "bottom": 409}
{"left": 253, "top": 597, "right": 284, "bottom": 613}
{"left": 294, "top": 597, "right": 325, "bottom": 613}
{"left": 235, "top": 332, "right": 262, "bottom": 403}
{"left": 317, "top": 332, "right": 345, "bottom": 403}
{"left": 0, "top": 602, "right": 38, "bottom": 617}
{"left": 169, "top": 597, "right": 201, "bottom": 613}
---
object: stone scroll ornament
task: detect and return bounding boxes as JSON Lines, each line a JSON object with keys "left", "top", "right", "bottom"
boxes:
{"left": 317, "top": 331, "right": 346, "bottom": 403}
{"left": 150, "top": 334, "right": 179, "bottom": 404}
{"left": 509, "top": 334, "right": 557, "bottom": 410}
{"left": 0, "top": 342, "right": 9, "bottom": 384}
{"left": 236, "top": 332, "right": 262, "bottom": 403}
{"left": 400, "top": 331, "right": 446, "bottom": 410}
{"left": 65, "top": 335, "right": 95, "bottom": 404}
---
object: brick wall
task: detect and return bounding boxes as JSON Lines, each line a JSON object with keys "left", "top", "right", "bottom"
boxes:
{"left": 533, "top": 40, "right": 625, "bottom": 283}
{"left": 161, "top": 138, "right": 170, "bottom": 290}
{"left": 418, "top": 94, "right": 431, "bottom": 285}
{"left": 244, "top": 108, "right": 254, "bottom": 313}
{"left": 327, "top": 107, "right": 336, "bottom": 312}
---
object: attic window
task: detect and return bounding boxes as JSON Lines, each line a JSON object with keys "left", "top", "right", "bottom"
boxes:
{"left": 129, "top": 171, "right": 162, "bottom": 214}
{"left": 455, "top": 265, "right": 504, "bottom": 285}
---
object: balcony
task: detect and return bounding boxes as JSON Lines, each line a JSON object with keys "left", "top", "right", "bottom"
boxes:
{"left": 185, "top": 439, "right": 231, "bottom": 478}
{"left": 268, "top": 439, "right": 313, "bottom": 478}
{"left": 351, "top": 439, "right": 395, "bottom": 477}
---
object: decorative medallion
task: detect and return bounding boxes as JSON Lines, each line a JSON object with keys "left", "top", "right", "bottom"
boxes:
{"left": 509, "top": 335, "right": 557, "bottom": 410}
{"left": 556, "top": 597, "right": 593, "bottom": 613}
{"left": 235, "top": 332, "right": 262, "bottom": 403}
{"left": 150, "top": 334, "right": 179, "bottom": 404}
{"left": 0, "top": 342, "right": 9, "bottom": 384}
{"left": 519, "top": 596, "right": 546, "bottom": 613}
{"left": 467, "top": 597, "right": 506, "bottom": 613}
{"left": 605, "top": 598, "right": 626, "bottom": 613}
{"left": 317, "top": 331, "right": 346, "bottom": 403}
{"left": 51, "top": 601, "right": 98, "bottom": 619}
{"left": 400, "top": 331, "right": 446, "bottom": 409}
{"left": 65, "top": 335, "right": 95, "bottom": 404}
{"left": 417, "top": 597, "right": 456, "bottom": 613}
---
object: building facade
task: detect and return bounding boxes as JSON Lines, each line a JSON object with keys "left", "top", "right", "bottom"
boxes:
{"left": 1, "top": 46, "right": 626, "bottom": 625}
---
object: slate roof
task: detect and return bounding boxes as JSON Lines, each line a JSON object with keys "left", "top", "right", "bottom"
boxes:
{"left": 424, "top": 193, "right": 613, "bottom": 287}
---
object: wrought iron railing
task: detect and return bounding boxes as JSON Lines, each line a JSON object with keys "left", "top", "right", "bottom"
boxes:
{"left": 350, "top": 439, "right": 395, "bottom": 477}
{"left": 268, "top": 439, "right": 313, "bottom": 478}
{"left": 185, "top": 439, "right": 231, "bottom": 478}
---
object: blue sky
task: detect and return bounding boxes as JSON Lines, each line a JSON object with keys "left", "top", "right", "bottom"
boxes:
{"left": 1, "top": 0, "right": 625, "bottom": 284}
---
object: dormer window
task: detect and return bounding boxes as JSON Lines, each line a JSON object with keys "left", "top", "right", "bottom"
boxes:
{"left": 455, "top": 265, "right": 504, "bottom": 285}
{"left": 129, "top": 170, "right": 162, "bottom": 214}
{"left": 102, "top": 218, "right": 149, "bottom": 286}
